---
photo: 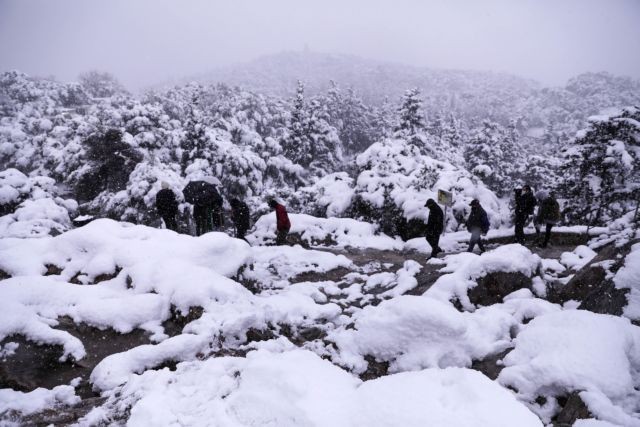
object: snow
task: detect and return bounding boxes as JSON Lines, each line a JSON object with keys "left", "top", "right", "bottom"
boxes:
{"left": 90, "top": 334, "right": 208, "bottom": 391}
{"left": 498, "top": 310, "right": 640, "bottom": 423}
{"left": 86, "top": 349, "right": 542, "bottom": 427}
{"left": 613, "top": 242, "right": 640, "bottom": 321}
{"left": 0, "top": 384, "right": 79, "bottom": 417}
{"left": 330, "top": 291, "right": 558, "bottom": 375}
{"left": 560, "top": 245, "right": 598, "bottom": 270}
{"left": 242, "top": 245, "right": 353, "bottom": 289}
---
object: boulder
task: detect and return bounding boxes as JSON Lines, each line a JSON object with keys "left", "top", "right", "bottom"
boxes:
{"left": 468, "top": 272, "right": 532, "bottom": 306}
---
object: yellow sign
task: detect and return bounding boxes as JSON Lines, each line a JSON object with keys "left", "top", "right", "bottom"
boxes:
{"left": 437, "top": 189, "right": 453, "bottom": 207}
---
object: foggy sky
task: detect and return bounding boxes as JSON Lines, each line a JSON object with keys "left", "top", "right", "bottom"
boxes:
{"left": 1, "top": 0, "right": 639, "bottom": 90}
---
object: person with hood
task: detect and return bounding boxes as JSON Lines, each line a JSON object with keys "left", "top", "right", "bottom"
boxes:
{"left": 268, "top": 199, "right": 291, "bottom": 245}
{"left": 513, "top": 185, "right": 536, "bottom": 244}
{"left": 425, "top": 198, "right": 444, "bottom": 258}
{"left": 155, "top": 182, "right": 179, "bottom": 231}
{"left": 230, "top": 198, "right": 250, "bottom": 241}
{"left": 535, "top": 191, "right": 561, "bottom": 248}
{"left": 466, "top": 199, "right": 489, "bottom": 253}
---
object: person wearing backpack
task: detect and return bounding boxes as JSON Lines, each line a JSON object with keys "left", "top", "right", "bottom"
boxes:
{"left": 535, "top": 191, "right": 560, "bottom": 248}
{"left": 513, "top": 185, "right": 536, "bottom": 244}
{"left": 230, "top": 198, "right": 251, "bottom": 241}
{"left": 425, "top": 198, "right": 444, "bottom": 258}
{"left": 155, "top": 182, "right": 179, "bottom": 231}
{"left": 466, "top": 199, "right": 489, "bottom": 253}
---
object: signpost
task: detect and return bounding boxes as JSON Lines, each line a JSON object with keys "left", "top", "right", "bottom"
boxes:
{"left": 437, "top": 189, "right": 453, "bottom": 234}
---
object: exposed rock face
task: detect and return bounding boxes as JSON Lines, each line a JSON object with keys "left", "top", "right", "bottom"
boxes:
{"left": 468, "top": 272, "right": 533, "bottom": 307}
{"left": 0, "top": 319, "right": 152, "bottom": 398}
{"left": 359, "top": 355, "right": 390, "bottom": 381}
{"left": 549, "top": 240, "right": 636, "bottom": 317}
{"left": 552, "top": 392, "right": 592, "bottom": 426}
{"left": 471, "top": 348, "right": 511, "bottom": 380}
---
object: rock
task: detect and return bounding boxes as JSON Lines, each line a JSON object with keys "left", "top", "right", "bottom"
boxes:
{"left": 468, "top": 272, "right": 532, "bottom": 306}
{"left": 359, "top": 355, "right": 389, "bottom": 381}
{"left": 245, "top": 328, "right": 276, "bottom": 342}
{"left": 471, "top": 348, "right": 511, "bottom": 380}
{"left": 19, "top": 396, "right": 107, "bottom": 427}
{"left": 1, "top": 318, "right": 152, "bottom": 398}
{"left": 548, "top": 240, "right": 635, "bottom": 317}
{"left": 0, "top": 269, "right": 10, "bottom": 280}
{"left": 44, "top": 264, "right": 63, "bottom": 276}
{"left": 553, "top": 392, "right": 592, "bottom": 426}
{"left": 163, "top": 306, "right": 204, "bottom": 336}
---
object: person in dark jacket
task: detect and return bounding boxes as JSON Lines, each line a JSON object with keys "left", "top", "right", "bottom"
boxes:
{"left": 466, "top": 199, "right": 489, "bottom": 253}
{"left": 513, "top": 185, "right": 536, "bottom": 244}
{"left": 230, "top": 198, "right": 250, "bottom": 241}
{"left": 268, "top": 199, "right": 291, "bottom": 245}
{"left": 183, "top": 179, "right": 223, "bottom": 236}
{"left": 425, "top": 198, "right": 444, "bottom": 258}
{"left": 155, "top": 182, "right": 179, "bottom": 231}
{"left": 535, "top": 191, "right": 561, "bottom": 248}
{"left": 211, "top": 186, "right": 224, "bottom": 230}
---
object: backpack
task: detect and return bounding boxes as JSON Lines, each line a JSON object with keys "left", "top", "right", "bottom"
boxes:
{"left": 480, "top": 210, "right": 490, "bottom": 234}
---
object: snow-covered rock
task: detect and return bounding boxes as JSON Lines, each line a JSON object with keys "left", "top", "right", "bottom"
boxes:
{"left": 499, "top": 310, "right": 640, "bottom": 425}
{"left": 85, "top": 349, "right": 542, "bottom": 427}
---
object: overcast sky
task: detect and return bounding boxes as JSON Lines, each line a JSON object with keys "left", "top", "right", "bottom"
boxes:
{"left": 1, "top": 0, "right": 639, "bottom": 90}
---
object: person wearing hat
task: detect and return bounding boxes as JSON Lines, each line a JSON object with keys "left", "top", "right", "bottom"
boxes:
{"left": 155, "top": 181, "right": 179, "bottom": 231}
{"left": 425, "top": 198, "right": 444, "bottom": 258}
{"left": 466, "top": 199, "right": 489, "bottom": 253}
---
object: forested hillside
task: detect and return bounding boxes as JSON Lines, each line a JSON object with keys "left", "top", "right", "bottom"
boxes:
{"left": 1, "top": 53, "right": 639, "bottom": 238}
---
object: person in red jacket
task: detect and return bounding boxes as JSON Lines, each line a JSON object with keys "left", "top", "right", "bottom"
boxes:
{"left": 268, "top": 199, "right": 291, "bottom": 245}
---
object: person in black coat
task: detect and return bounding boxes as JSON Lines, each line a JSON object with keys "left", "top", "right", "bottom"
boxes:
{"left": 155, "top": 182, "right": 179, "bottom": 231}
{"left": 425, "top": 199, "right": 444, "bottom": 257}
{"left": 513, "top": 185, "right": 536, "bottom": 244}
{"left": 466, "top": 199, "right": 489, "bottom": 253}
{"left": 230, "top": 198, "right": 250, "bottom": 241}
{"left": 210, "top": 186, "right": 224, "bottom": 230}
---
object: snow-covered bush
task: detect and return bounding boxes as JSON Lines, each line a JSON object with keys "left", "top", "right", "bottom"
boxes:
{"left": 349, "top": 138, "right": 502, "bottom": 237}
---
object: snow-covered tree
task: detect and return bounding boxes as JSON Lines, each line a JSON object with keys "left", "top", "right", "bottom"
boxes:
{"left": 394, "top": 88, "right": 425, "bottom": 138}
{"left": 558, "top": 107, "right": 640, "bottom": 225}
{"left": 79, "top": 71, "right": 127, "bottom": 98}
{"left": 463, "top": 120, "right": 522, "bottom": 195}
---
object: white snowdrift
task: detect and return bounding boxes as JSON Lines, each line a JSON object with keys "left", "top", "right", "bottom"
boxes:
{"left": 330, "top": 291, "right": 558, "bottom": 375}
{"left": 613, "top": 242, "right": 640, "bottom": 321}
{"left": 242, "top": 245, "right": 353, "bottom": 289}
{"left": 0, "top": 384, "right": 80, "bottom": 417}
{"left": 499, "top": 310, "right": 640, "bottom": 425}
{"left": 86, "top": 349, "right": 542, "bottom": 427}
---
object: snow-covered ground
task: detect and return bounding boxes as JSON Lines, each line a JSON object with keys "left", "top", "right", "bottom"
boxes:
{"left": 0, "top": 212, "right": 639, "bottom": 426}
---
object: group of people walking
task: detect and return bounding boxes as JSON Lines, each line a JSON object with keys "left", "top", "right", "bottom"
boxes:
{"left": 424, "top": 186, "right": 560, "bottom": 258}
{"left": 154, "top": 179, "right": 291, "bottom": 245}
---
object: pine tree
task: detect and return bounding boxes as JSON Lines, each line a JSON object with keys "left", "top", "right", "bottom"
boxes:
{"left": 281, "top": 80, "right": 313, "bottom": 166}
{"left": 394, "top": 88, "right": 435, "bottom": 155}
{"left": 558, "top": 107, "right": 640, "bottom": 225}
{"left": 394, "top": 88, "right": 425, "bottom": 138}
{"left": 307, "top": 99, "right": 341, "bottom": 174}
{"left": 463, "top": 120, "right": 522, "bottom": 195}
{"left": 180, "top": 94, "right": 214, "bottom": 173}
